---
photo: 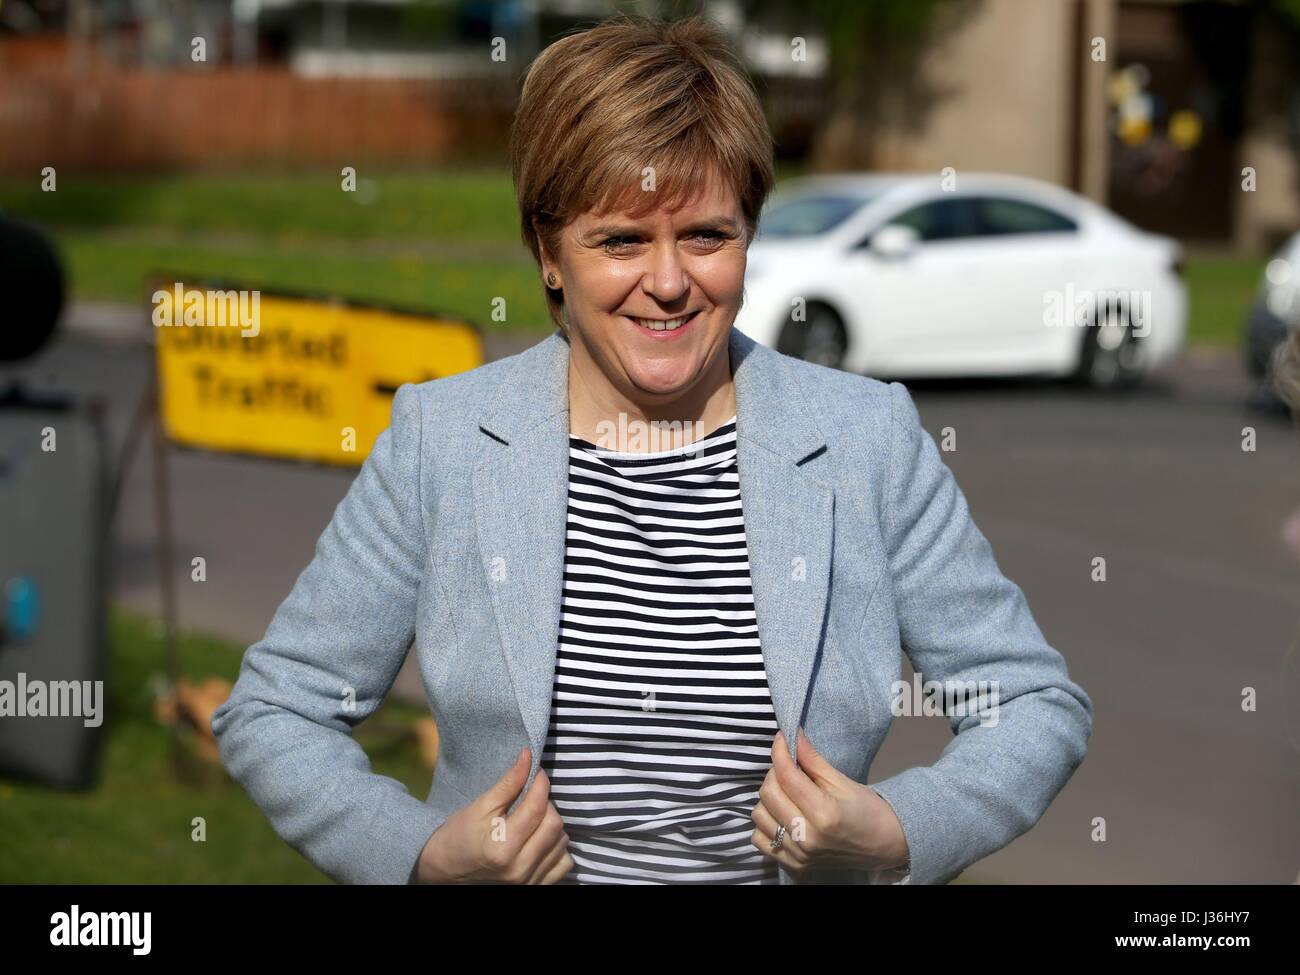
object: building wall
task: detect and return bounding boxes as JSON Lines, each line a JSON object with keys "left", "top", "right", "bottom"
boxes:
{"left": 1078, "top": 0, "right": 1118, "bottom": 204}
{"left": 873, "top": 0, "right": 1296, "bottom": 250}
{"left": 0, "top": 37, "right": 514, "bottom": 174}
{"left": 1234, "top": 16, "right": 1300, "bottom": 252}
{"left": 879, "top": 0, "right": 1086, "bottom": 187}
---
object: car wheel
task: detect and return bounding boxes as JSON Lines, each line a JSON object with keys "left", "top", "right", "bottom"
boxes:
{"left": 776, "top": 303, "right": 848, "bottom": 370}
{"left": 1075, "top": 303, "right": 1145, "bottom": 390}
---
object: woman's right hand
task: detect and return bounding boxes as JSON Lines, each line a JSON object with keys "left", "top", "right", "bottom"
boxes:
{"left": 412, "top": 747, "right": 574, "bottom": 884}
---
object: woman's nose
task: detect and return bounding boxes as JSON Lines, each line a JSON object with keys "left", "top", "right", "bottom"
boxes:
{"left": 641, "top": 245, "right": 690, "bottom": 302}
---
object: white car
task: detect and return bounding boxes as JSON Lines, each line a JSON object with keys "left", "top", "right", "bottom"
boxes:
{"left": 735, "top": 172, "right": 1187, "bottom": 388}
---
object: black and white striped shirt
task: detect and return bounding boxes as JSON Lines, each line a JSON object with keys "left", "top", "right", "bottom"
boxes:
{"left": 542, "top": 415, "right": 780, "bottom": 884}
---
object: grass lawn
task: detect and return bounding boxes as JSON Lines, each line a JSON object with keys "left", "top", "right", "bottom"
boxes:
{"left": 0, "top": 169, "right": 525, "bottom": 242}
{"left": 55, "top": 229, "right": 548, "bottom": 331}
{"left": 0, "top": 607, "right": 433, "bottom": 883}
{"left": 0, "top": 169, "right": 1267, "bottom": 346}
{"left": 1, "top": 168, "right": 556, "bottom": 332}
{"left": 1181, "top": 249, "right": 1266, "bottom": 348}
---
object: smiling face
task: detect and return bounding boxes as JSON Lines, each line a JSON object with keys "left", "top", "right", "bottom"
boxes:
{"left": 538, "top": 168, "right": 749, "bottom": 422}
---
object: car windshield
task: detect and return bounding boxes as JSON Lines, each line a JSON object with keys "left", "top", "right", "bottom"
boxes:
{"left": 756, "top": 191, "right": 874, "bottom": 239}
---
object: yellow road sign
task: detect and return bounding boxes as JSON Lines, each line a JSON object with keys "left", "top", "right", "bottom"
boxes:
{"left": 154, "top": 286, "right": 483, "bottom": 466}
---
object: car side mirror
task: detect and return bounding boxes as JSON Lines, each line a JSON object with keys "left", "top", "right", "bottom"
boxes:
{"left": 868, "top": 224, "right": 920, "bottom": 260}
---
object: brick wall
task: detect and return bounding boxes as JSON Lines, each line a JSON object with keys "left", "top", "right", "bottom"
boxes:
{"left": 0, "top": 38, "right": 516, "bottom": 173}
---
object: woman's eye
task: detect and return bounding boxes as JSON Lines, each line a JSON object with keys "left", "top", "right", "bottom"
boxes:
{"left": 690, "top": 230, "right": 727, "bottom": 246}
{"left": 600, "top": 231, "right": 726, "bottom": 253}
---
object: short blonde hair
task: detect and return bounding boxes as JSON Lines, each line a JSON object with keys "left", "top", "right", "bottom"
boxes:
{"left": 509, "top": 13, "right": 775, "bottom": 333}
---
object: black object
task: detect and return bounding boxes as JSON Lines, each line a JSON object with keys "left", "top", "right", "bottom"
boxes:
{"left": 0, "top": 214, "right": 65, "bottom": 362}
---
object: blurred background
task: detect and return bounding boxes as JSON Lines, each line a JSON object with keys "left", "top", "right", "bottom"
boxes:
{"left": 0, "top": 0, "right": 1297, "bottom": 884}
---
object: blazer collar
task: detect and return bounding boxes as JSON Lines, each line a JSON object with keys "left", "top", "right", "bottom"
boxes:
{"left": 470, "top": 326, "right": 834, "bottom": 786}
{"left": 474, "top": 326, "right": 828, "bottom": 468}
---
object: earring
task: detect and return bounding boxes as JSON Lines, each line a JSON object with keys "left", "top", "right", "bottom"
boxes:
{"left": 546, "top": 272, "right": 558, "bottom": 287}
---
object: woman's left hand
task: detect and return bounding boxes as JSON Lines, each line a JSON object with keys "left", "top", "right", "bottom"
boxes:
{"left": 751, "top": 728, "right": 909, "bottom": 880}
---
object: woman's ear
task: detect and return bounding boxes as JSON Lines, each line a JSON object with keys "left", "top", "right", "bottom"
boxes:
{"left": 533, "top": 220, "right": 561, "bottom": 290}
{"left": 537, "top": 242, "right": 561, "bottom": 291}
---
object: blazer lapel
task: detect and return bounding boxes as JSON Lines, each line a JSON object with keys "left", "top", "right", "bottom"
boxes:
{"left": 472, "top": 328, "right": 834, "bottom": 779}
{"left": 728, "top": 328, "right": 833, "bottom": 762}
{"left": 472, "top": 332, "right": 571, "bottom": 775}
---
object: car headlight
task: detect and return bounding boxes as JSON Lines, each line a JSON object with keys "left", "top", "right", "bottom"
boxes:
{"left": 1263, "top": 257, "right": 1299, "bottom": 324}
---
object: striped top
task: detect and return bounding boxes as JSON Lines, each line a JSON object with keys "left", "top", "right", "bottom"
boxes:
{"left": 541, "top": 415, "right": 781, "bottom": 884}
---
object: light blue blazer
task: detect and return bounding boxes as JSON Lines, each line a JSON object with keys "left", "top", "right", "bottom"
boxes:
{"left": 211, "top": 325, "right": 1093, "bottom": 885}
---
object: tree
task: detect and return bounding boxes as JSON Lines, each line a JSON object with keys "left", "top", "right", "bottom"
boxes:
{"left": 746, "top": 0, "right": 981, "bottom": 170}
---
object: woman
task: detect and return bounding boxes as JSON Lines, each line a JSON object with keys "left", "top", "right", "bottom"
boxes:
{"left": 211, "top": 13, "right": 1092, "bottom": 885}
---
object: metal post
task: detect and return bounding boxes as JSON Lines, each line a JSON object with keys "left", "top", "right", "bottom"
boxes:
{"left": 149, "top": 357, "right": 180, "bottom": 690}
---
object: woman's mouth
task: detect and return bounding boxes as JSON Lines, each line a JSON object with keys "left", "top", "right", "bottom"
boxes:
{"left": 625, "top": 310, "right": 700, "bottom": 337}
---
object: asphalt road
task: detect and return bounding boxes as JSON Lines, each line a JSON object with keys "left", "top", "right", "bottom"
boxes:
{"left": 5, "top": 310, "right": 1297, "bottom": 884}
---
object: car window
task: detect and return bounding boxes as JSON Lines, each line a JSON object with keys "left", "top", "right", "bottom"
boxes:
{"left": 757, "top": 193, "right": 873, "bottom": 239}
{"left": 877, "top": 197, "right": 978, "bottom": 243}
{"left": 973, "top": 196, "right": 1077, "bottom": 235}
